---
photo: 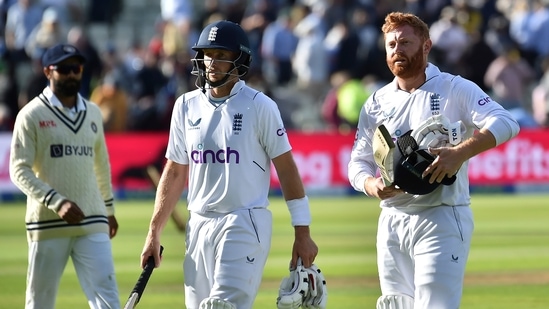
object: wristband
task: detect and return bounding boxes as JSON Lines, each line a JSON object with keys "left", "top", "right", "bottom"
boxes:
{"left": 287, "top": 196, "right": 311, "bottom": 226}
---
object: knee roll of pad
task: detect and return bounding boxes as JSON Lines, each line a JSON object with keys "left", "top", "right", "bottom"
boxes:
{"left": 376, "top": 294, "right": 414, "bottom": 309}
{"left": 199, "top": 298, "right": 236, "bottom": 309}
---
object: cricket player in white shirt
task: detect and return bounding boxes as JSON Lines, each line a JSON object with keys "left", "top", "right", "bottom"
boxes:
{"left": 348, "top": 12, "right": 520, "bottom": 309}
{"left": 138, "top": 20, "right": 318, "bottom": 309}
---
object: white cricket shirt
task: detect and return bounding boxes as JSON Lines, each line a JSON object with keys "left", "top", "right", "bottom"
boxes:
{"left": 348, "top": 63, "right": 520, "bottom": 209}
{"left": 167, "top": 80, "right": 292, "bottom": 214}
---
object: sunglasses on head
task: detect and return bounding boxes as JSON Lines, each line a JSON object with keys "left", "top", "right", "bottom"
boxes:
{"left": 50, "top": 64, "right": 83, "bottom": 74}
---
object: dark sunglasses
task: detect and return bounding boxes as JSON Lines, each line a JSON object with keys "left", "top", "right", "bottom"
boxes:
{"left": 50, "top": 64, "right": 83, "bottom": 75}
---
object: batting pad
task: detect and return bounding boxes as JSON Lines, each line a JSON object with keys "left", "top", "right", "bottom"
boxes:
{"left": 373, "top": 124, "right": 396, "bottom": 186}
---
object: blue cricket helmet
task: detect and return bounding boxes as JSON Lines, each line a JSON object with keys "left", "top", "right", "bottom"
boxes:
{"left": 192, "top": 20, "right": 252, "bottom": 80}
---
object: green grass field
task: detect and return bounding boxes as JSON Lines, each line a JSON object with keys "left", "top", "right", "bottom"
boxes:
{"left": 1, "top": 194, "right": 548, "bottom": 308}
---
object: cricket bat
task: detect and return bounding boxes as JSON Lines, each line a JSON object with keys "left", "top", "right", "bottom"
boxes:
{"left": 372, "top": 124, "right": 396, "bottom": 186}
{"left": 123, "top": 246, "right": 164, "bottom": 309}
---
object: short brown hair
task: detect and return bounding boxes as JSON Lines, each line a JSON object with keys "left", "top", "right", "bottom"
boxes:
{"left": 381, "top": 12, "right": 430, "bottom": 41}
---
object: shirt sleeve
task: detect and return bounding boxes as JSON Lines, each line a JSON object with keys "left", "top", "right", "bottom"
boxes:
{"left": 166, "top": 95, "right": 189, "bottom": 164}
{"left": 9, "top": 107, "right": 67, "bottom": 212}
{"left": 256, "top": 94, "right": 292, "bottom": 159}
{"left": 93, "top": 116, "right": 115, "bottom": 216}
{"left": 348, "top": 100, "right": 378, "bottom": 194}
{"left": 454, "top": 77, "right": 520, "bottom": 146}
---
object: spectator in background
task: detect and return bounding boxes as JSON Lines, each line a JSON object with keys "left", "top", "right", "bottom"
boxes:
{"left": 127, "top": 39, "right": 168, "bottom": 131}
{"left": 4, "top": 0, "right": 45, "bottom": 112}
{"left": 25, "top": 7, "right": 67, "bottom": 61}
{"left": 336, "top": 75, "right": 378, "bottom": 130}
{"left": 321, "top": 71, "right": 380, "bottom": 133}
{"left": 260, "top": 10, "right": 298, "bottom": 86}
{"left": 90, "top": 74, "right": 129, "bottom": 132}
{"left": 321, "top": 70, "right": 351, "bottom": 131}
{"left": 86, "top": 0, "right": 123, "bottom": 37}
{"left": 351, "top": 4, "right": 383, "bottom": 79}
{"left": 1, "top": 0, "right": 17, "bottom": 60}
{"left": 324, "top": 20, "right": 361, "bottom": 77}
{"left": 20, "top": 57, "right": 48, "bottom": 108}
{"left": 455, "top": 29, "right": 496, "bottom": 91}
{"left": 292, "top": 5, "right": 329, "bottom": 104}
{"left": 0, "top": 102, "right": 13, "bottom": 130}
{"left": 429, "top": 5, "right": 470, "bottom": 73}
{"left": 160, "top": 0, "right": 193, "bottom": 58}
{"left": 508, "top": 0, "right": 549, "bottom": 74}
{"left": 39, "top": 0, "right": 84, "bottom": 25}
{"left": 532, "top": 56, "right": 549, "bottom": 127}
{"left": 484, "top": 41, "right": 539, "bottom": 128}
{"left": 67, "top": 25, "right": 102, "bottom": 98}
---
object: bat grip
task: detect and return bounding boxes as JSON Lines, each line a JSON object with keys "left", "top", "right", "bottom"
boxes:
{"left": 130, "top": 245, "right": 164, "bottom": 303}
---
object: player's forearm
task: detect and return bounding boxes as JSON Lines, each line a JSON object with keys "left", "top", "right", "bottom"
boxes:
{"left": 455, "top": 128, "right": 497, "bottom": 161}
{"left": 273, "top": 152, "right": 306, "bottom": 200}
{"left": 148, "top": 163, "right": 187, "bottom": 235}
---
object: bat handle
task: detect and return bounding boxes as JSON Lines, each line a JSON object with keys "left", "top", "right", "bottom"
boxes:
{"left": 146, "top": 245, "right": 164, "bottom": 268}
{"left": 130, "top": 245, "right": 164, "bottom": 303}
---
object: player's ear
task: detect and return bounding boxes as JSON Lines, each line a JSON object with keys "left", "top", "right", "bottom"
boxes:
{"left": 43, "top": 66, "right": 51, "bottom": 78}
{"left": 423, "top": 39, "right": 432, "bottom": 54}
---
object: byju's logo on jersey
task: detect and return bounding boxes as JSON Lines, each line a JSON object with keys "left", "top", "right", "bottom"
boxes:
{"left": 232, "top": 113, "right": 243, "bottom": 134}
{"left": 430, "top": 93, "right": 441, "bottom": 114}
{"left": 50, "top": 144, "right": 94, "bottom": 158}
{"left": 191, "top": 143, "right": 240, "bottom": 164}
{"left": 208, "top": 27, "right": 218, "bottom": 41}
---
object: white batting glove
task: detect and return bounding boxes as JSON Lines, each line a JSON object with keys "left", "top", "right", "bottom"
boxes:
{"left": 302, "top": 264, "right": 328, "bottom": 309}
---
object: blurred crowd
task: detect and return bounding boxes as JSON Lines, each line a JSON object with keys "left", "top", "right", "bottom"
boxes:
{"left": 1, "top": 0, "right": 549, "bottom": 133}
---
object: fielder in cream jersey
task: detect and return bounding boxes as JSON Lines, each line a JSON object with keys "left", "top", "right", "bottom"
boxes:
{"left": 139, "top": 20, "right": 318, "bottom": 309}
{"left": 10, "top": 44, "right": 119, "bottom": 309}
{"left": 348, "top": 13, "right": 519, "bottom": 309}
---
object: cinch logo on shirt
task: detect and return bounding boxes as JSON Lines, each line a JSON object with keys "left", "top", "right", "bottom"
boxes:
{"left": 190, "top": 147, "right": 240, "bottom": 164}
{"left": 50, "top": 144, "right": 94, "bottom": 158}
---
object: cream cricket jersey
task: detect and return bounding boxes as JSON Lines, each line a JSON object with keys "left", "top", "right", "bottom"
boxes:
{"left": 166, "top": 80, "right": 292, "bottom": 214}
{"left": 10, "top": 87, "right": 114, "bottom": 241}
{"left": 348, "top": 63, "right": 520, "bottom": 209}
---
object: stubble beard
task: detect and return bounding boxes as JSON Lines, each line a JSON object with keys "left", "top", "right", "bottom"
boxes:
{"left": 387, "top": 46, "right": 426, "bottom": 79}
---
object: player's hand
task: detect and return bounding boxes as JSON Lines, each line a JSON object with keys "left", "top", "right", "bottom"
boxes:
{"left": 140, "top": 236, "right": 163, "bottom": 269}
{"left": 291, "top": 226, "right": 318, "bottom": 268}
{"left": 365, "top": 177, "right": 402, "bottom": 200}
{"left": 108, "top": 215, "right": 119, "bottom": 238}
{"left": 423, "top": 147, "right": 463, "bottom": 184}
{"left": 57, "top": 200, "right": 85, "bottom": 224}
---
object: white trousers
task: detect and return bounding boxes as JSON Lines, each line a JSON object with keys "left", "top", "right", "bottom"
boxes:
{"left": 26, "top": 233, "right": 119, "bottom": 309}
{"left": 377, "top": 206, "right": 474, "bottom": 309}
{"left": 184, "top": 208, "right": 272, "bottom": 309}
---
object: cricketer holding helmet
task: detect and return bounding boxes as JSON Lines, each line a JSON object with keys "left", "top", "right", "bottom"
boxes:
{"left": 348, "top": 12, "right": 520, "bottom": 309}
{"left": 138, "top": 20, "right": 319, "bottom": 309}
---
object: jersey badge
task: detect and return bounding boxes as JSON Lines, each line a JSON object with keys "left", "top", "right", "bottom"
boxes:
{"left": 430, "top": 93, "right": 441, "bottom": 115}
{"left": 232, "top": 113, "right": 243, "bottom": 134}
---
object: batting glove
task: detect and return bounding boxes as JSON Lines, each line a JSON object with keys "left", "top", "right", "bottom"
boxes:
{"left": 302, "top": 264, "right": 328, "bottom": 309}
{"left": 276, "top": 259, "right": 309, "bottom": 309}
